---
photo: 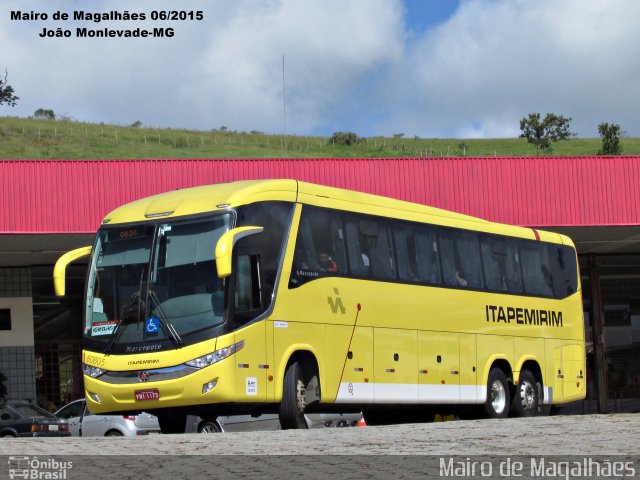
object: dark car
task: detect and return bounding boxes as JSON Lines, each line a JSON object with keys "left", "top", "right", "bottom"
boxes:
{"left": 0, "top": 401, "right": 70, "bottom": 437}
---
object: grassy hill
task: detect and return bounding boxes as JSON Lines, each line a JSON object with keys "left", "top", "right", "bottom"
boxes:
{"left": 1, "top": 116, "right": 639, "bottom": 159}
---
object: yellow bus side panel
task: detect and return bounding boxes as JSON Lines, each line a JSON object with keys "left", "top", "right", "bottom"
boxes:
{"left": 373, "top": 328, "right": 418, "bottom": 403}
{"left": 272, "top": 321, "right": 325, "bottom": 404}
{"left": 418, "top": 331, "right": 460, "bottom": 403}
{"left": 477, "top": 335, "right": 514, "bottom": 390}
{"left": 459, "top": 333, "right": 479, "bottom": 403}
{"left": 545, "top": 338, "right": 564, "bottom": 403}
{"left": 335, "top": 326, "right": 374, "bottom": 403}
{"left": 513, "top": 336, "right": 546, "bottom": 383}
{"left": 233, "top": 321, "right": 267, "bottom": 402}
{"left": 563, "top": 341, "right": 586, "bottom": 402}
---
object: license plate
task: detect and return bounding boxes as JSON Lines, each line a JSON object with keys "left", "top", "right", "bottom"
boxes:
{"left": 48, "top": 424, "right": 58, "bottom": 431}
{"left": 135, "top": 388, "right": 160, "bottom": 401}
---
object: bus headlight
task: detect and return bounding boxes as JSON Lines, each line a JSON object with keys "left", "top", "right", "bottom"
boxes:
{"left": 186, "top": 340, "right": 245, "bottom": 369}
{"left": 83, "top": 363, "right": 106, "bottom": 378}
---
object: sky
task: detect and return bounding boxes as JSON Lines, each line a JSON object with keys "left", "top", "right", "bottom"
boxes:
{"left": 1, "top": 0, "right": 639, "bottom": 138}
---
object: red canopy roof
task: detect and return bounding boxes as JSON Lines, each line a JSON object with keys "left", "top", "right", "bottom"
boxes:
{"left": 1, "top": 157, "right": 639, "bottom": 233}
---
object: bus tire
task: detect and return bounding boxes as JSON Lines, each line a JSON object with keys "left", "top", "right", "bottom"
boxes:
{"left": 279, "top": 361, "right": 309, "bottom": 430}
{"left": 484, "top": 367, "right": 510, "bottom": 418}
{"left": 157, "top": 412, "right": 187, "bottom": 434}
{"left": 511, "top": 370, "right": 539, "bottom": 417}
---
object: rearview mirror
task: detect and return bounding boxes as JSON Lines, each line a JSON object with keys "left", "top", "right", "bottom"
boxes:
{"left": 54, "top": 246, "right": 92, "bottom": 297}
{"left": 215, "top": 226, "right": 264, "bottom": 278}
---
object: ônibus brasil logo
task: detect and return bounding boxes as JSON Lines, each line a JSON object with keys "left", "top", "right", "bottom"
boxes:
{"left": 8, "top": 456, "right": 72, "bottom": 480}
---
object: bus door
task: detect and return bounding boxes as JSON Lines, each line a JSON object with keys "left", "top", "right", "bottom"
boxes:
{"left": 231, "top": 250, "right": 268, "bottom": 402}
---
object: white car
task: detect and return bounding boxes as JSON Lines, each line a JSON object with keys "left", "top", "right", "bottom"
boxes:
{"left": 187, "top": 412, "right": 362, "bottom": 433}
{"left": 56, "top": 399, "right": 361, "bottom": 435}
{"left": 55, "top": 399, "right": 160, "bottom": 437}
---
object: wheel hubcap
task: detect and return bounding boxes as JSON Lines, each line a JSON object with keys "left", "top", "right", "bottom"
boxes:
{"left": 519, "top": 381, "right": 536, "bottom": 411}
{"left": 201, "top": 424, "right": 217, "bottom": 433}
{"left": 296, "top": 379, "right": 306, "bottom": 413}
{"left": 491, "top": 380, "right": 506, "bottom": 414}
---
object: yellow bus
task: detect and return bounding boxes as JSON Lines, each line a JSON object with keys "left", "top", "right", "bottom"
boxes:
{"left": 54, "top": 180, "right": 585, "bottom": 432}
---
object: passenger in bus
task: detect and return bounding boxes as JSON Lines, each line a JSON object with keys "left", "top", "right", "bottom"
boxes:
{"left": 318, "top": 252, "right": 338, "bottom": 272}
{"left": 455, "top": 270, "right": 468, "bottom": 287}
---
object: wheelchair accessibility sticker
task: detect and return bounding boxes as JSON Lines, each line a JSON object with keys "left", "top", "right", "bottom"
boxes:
{"left": 145, "top": 317, "right": 160, "bottom": 335}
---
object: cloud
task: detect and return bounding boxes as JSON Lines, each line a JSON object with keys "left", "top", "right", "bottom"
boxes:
{"left": 1, "top": 0, "right": 639, "bottom": 138}
{"left": 381, "top": 0, "right": 640, "bottom": 137}
{"left": 1, "top": 0, "right": 404, "bottom": 134}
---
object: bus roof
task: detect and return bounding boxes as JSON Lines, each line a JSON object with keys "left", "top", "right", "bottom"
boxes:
{"left": 102, "top": 179, "right": 572, "bottom": 246}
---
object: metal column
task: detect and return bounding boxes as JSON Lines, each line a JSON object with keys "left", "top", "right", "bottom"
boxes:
{"left": 588, "top": 254, "right": 608, "bottom": 413}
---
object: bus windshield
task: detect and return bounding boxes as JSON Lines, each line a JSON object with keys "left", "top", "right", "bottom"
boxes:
{"left": 84, "top": 213, "right": 233, "bottom": 350}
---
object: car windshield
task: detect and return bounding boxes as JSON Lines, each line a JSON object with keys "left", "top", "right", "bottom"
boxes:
{"left": 84, "top": 214, "right": 232, "bottom": 347}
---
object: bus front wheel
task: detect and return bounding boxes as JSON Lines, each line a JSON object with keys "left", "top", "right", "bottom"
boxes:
{"left": 511, "top": 370, "right": 539, "bottom": 417}
{"left": 484, "top": 368, "right": 510, "bottom": 418}
{"left": 279, "top": 361, "right": 309, "bottom": 430}
{"left": 157, "top": 412, "right": 187, "bottom": 434}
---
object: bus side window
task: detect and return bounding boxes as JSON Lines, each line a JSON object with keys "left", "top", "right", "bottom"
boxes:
{"left": 480, "top": 236, "right": 523, "bottom": 293}
{"left": 393, "top": 225, "right": 414, "bottom": 281}
{"left": 520, "top": 242, "right": 554, "bottom": 297}
{"left": 365, "top": 221, "right": 395, "bottom": 280}
{"left": 292, "top": 216, "right": 317, "bottom": 271}
{"left": 345, "top": 219, "right": 368, "bottom": 276}
{"left": 548, "top": 244, "right": 578, "bottom": 298}
{"left": 439, "top": 230, "right": 483, "bottom": 289}
{"left": 234, "top": 254, "right": 262, "bottom": 322}
{"left": 291, "top": 206, "right": 347, "bottom": 286}
{"left": 414, "top": 229, "right": 440, "bottom": 284}
{"left": 394, "top": 223, "right": 440, "bottom": 284}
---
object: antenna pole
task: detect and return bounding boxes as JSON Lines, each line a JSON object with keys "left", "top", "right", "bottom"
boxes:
{"left": 282, "top": 55, "right": 287, "bottom": 155}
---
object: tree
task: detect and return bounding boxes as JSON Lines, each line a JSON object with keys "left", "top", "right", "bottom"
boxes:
{"left": 0, "top": 68, "right": 19, "bottom": 107}
{"left": 597, "top": 122, "right": 622, "bottom": 155}
{"left": 519, "top": 113, "right": 574, "bottom": 153}
{"left": 34, "top": 108, "right": 55, "bottom": 120}
{"left": 329, "top": 131, "right": 360, "bottom": 146}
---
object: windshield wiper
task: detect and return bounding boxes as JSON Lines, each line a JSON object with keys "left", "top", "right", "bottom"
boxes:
{"left": 104, "top": 290, "right": 141, "bottom": 355}
{"left": 105, "top": 271, "right": 145, "bottom": 355}
{"left": 148, "top": 289, "right": 184, "bottom": 348}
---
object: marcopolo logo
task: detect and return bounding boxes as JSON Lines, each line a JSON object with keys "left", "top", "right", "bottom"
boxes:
{"left": 327, "top": 288, "right": 346, "bottom": 314}
{"left": 8, "top": 456, "right": 72, "bottom": 480}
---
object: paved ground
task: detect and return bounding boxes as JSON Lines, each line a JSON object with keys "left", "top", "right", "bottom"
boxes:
{"left": 0, "top": 413, "right": 638, "bottom": 455}
{"left": 0, "top": 414, "right": 637, "bottom": 479}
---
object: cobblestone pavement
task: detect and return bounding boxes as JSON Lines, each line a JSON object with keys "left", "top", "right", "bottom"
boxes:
{"left": 0, "top": 413, "right": 638, "bottom": 457}
{"left": 0, "top": 414, "right": 638, "bottom": 480}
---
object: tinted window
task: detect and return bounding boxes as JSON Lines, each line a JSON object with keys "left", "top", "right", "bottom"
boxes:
{"left": 394, "top": 223, "right": 441, "bottom": 284}
{"left": 548, "top": 244, "right": 579, "bottom": 297}
{"left": 519, "top": 241, "right": 554, "bottom": 296}
{"left": 291, "top": 206, "right": 347, "bottom": 286}
{"left": 480, "top": 236, "right": 523, "bottom": 293}
{"left": 235, "top": 202, "right": 292, "bottom": 311}
{"left": 439, "top": 230, "right": 483, "bottom": 289}
{"left": 345, "top": 216, "right": 395, "bottom": 280}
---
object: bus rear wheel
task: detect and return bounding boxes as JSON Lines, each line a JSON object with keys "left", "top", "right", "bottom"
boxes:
{"left": 484, "top": 367, "right": 510, "bottom": 418}
{"left": 279, "top": 361, "right": 309, "bottom": 430}
{"left": 511, "top": 370, "right": 539, "bottom": 417}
